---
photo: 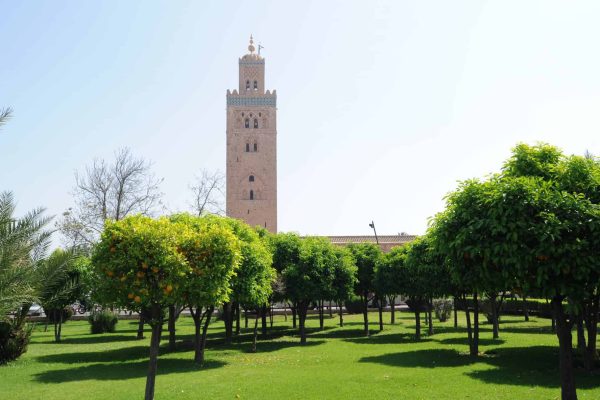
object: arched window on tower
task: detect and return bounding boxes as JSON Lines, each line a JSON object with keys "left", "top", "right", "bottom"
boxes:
{"left": 253, "top": 118, "right": 258, "bottom": 129}
{"left": 253, "top": 80, "right": 258, "bottom": 90}
{"left": 245, "top": 119, "right": 250, "bottom": 128}
{"left": 249, "top": 175, "right": 255, "bottom": 182}
{"left": 249, "top": 190, "right": 254, "bottom": 200}
{"left": 246, "top": 143, "right": 250, "bottom": 152}
{"left": 246, "top": 80, "right": 250, "bottom": 90}
{"left": 253, "top": 142, "right": 258, "bottom": 152}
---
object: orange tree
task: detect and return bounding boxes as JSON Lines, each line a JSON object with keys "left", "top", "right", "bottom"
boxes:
{"left": 347, "top": 243, "right": 383, "bottom": 336}
{"left": 170, "top": 213, "right": 241, "bottom": 363}
{"left": 92, "top": 215, "right": 188, "bottom": 400}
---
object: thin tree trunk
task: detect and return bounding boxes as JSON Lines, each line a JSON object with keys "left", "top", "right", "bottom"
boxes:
{"left": 390, "top": 296, "right": 396, "bottom": 324}
{"left": 137, "top": 313, "right": 145, "bottom": 339}
{"left": 523, "top": 296, "right": 529, "bottom": 322}
{"left": 338, "top": 301, "right": 344, "bottom": 327}
{"left": 292, "top": 305, "right": 297, "bottom": 329}
{"left": 299, "top": 303, "right": 308, "bottom": 344}
{"left": 427, "top": 300, "right": 433, "bottom": 336}
{"left": 465, "top": 298, "right": 474, "bottom": 356}
{"left": 283, "top": 303, "right": 287, "bottom": 322}
{"left": 329, "top": 300, "right": 333, "bottom": 318}
{"left": 453, "top": 297, "right": 458, "bottom": 328}
{"left": 198, "top": 306, "right": 213, "bottom": 364}
{"left": 269, "top": 304, "right": 274, "bottom": 328}
{"left": 235, "top": 303, "right": 241, "bottom": 335}
{"left": 553, "top": 298, "right": 578, "bottom": 400}
{"left": 362, "top": 292, "right": 369, "bottom": 336}
{"left": 414, "top": 310, "right": 421, "bottom": 340}
{"left": 252, "top": 311, "right": 259, "bottom": 353}
{"left": 473, "top": 292, "right": 479, "bottom": 356}
{"left": 584, "top": 294, "right": 599, "bottom": 370}
{"left": 491, "top": 295, "right": 499, "bottom": 340}
{"left": 223, "top": 302, "right": 233, "bottom": 343}
{"left": 378, "top": 297, "right": 384, "bottom": 332}
{"left": 192, "top": 307, "right": 204, "bottom": 364}
{"left": 168, "top": 305, "right": 176, "bottom": 351}
{"left": 244, "top": 308, "right": 249, "bottom": 329}
{"left": 144, "top": 306, "right": 162, "bottom": 400}
{"left": 319, "top": 300, "right": 324, "bottom": 330}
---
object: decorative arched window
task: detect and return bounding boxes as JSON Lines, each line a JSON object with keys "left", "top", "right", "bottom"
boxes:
{"left": 249, "top": 175, "right": 255, "bottom": 182}
{"left": 253, "top": 142, "right": 258, "bottom": 152}
{"left": 249, "top": 190, "right": 254, "bottom": 200}
{"left": 253, "top": 80, "right": 258, "bottom": 90}
{"left": 253, "top": 119, "right": 258, "bottom": 129}
{"left": 246, "top": 80, "right": 250, "bottom": 90}
{"left": 246, "top": 143, "right": 250, "bottom": 152}
{"left": 245, "top": 119, "right": 250, "bottom": 128}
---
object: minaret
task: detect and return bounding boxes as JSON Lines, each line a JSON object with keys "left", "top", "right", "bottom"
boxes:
{"left": 226, "top": 36, "right": 277, "bottom": 231}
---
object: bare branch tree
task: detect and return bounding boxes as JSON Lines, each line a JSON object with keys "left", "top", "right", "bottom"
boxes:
{"left": 0, "top": 107, "right": 12, "bottom": 130}
{"left": 189, "top": 169, "right": 225, "bottom": 216}
{"left": 59, "top": 148, "right": 163, "bottom": 249}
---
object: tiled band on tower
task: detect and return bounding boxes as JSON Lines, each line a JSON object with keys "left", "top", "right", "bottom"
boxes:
{"left": 226, "top": 36, "right": 277, "bottom": 232}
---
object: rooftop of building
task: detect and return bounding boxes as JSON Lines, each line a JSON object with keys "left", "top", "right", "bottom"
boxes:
{"left": 325, "top": 234, "right": 417, "bottom": 244}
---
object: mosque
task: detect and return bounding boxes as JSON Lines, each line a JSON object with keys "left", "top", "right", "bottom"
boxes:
{"left": 226, "top": 37, "right": 414, "bottom": 251}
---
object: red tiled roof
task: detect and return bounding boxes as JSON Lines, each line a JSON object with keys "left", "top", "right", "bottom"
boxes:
{"left": 325, "top": 235, "right": 417, "bottom": 244}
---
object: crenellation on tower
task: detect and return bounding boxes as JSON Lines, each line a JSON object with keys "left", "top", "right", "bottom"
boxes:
{"left": 226, "top": 35, "right": 277, "bottom": 232}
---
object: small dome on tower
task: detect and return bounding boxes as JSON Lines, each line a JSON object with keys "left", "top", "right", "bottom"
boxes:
{"left": 241, "top": 34, "right": 263, "bottom": 61}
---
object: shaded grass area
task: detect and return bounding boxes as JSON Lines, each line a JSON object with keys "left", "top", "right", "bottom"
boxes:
{"left": 0, "top": 312, "right": 599, "bottom": 399}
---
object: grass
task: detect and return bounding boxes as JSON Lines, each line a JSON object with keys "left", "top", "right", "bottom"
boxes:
{"left": 1, "top": 311, "right": 599, "bottom": 399}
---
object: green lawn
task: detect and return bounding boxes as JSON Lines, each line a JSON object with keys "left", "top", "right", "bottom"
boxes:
{"left": 1, "top": 311, "right": 598, "bottom": 399}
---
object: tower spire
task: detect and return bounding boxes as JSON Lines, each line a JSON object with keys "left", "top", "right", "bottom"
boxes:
{"left": 248, "top": 34, "right": 255, "bottom": 54}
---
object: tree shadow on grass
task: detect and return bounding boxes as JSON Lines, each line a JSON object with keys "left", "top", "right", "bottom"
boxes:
{"left": 36, "top": 345, "right": 150, "bottom": 364}
{"left": 36, "top": 335, "right": 140, "bottom": 345}
{"left": 360, "top": 346, "right": 600, "bottom": 390}
{"left": 439, "top": 337, "right": 505, "bottom": 346}
{"left": 33, "top": 358, "right": 226, "bottom": 384}
{"left": 345, "top": 332, "right": 434, "bottom": 345}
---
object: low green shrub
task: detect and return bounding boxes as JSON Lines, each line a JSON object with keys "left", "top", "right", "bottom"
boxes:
{"left": 344, "top": 296, "right": 364, "bottom": 314}
{"left": 432, "top": 298, "right": 453, "bottom": 322}
{"left": 88, "top": 310, "right": 118, "bottom": 334}
{"left": 0, "top": 322, "right": 31, "bottom": 364}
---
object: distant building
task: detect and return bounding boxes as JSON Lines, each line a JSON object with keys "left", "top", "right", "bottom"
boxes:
{"left": 226, "top": 37, "right": 414, "bottom": 248}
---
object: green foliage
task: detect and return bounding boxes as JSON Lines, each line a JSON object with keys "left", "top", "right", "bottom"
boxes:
{"left": 38, "top": 249, "right": 82, "bottom": 321}
{"left": 347, "top": 242, "right": 382, "bottom": 296}
{"left": 88, "top": 310, "right": 118, "bottom": 334}
{"left": 170, "top": 213, "right": 242, "bottom": 308}
{"left": 91, "top": 215, "right": 189, "bottom": 318}
{"left": 270, "top": 232, "right": 302, "bottom": 274}
{"left": 403, "top": 236, "right": 451, "bottom": 301}
{"left": 283, "top": 237, "right": 337, "bottom": 304}
{"left": 0, "top": 321, "right": 30, "bottom": 365}
{"left": 45, "top": 307, "right": 74, "bottom": 324}
{"left": 344, "top": 295, "right": 364, "bottom": 314}
{"left": 502, "top": 142, "right": 563, "bottom": 180}
{"left": 374, "top": 246, "right": 406, "bottom": 299}
{"left": 331, "top": 247, "right": 357, "bottom": 303}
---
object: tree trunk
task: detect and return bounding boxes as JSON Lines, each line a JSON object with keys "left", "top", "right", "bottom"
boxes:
{"left": 465, "top": 299, "right": 473, "bottom": 355}
{"left": 144, "top": 306, "right": 162, "bottom": 400}
{"left": 198, "top": 306, "right": 213, "bottom": 364}
{"left": 427, "top": 301, "right": 433, "bottom": 336}
{"left": 223, "top": 302, "right": 233, "bottom": 343}
{"left": 319, "top": 300, "right": 324, "bottom": 330}
{"left": 168, "top": 305, "right": 176, "bottom": 351}
{"left": 261, "top": 305, "right": 268, "bottom": 336}
{"left": 473, "top": 292, "right": 479, "bottom": 356}
{"left": 338, "top": 301, "right": 344, "bottom": 327}
{"left": 252, "top": 311, "right": 259, "bottom": 353}
{"left": 329, "top": 300, "right": 333, "bottom": 318}
{"left": 292, "top": 305, "right": 297, "bottom": 328}
{"left": 552, "top": 298, "right": 578, "bottom": 400}
{"left": 523, "top": 296, "right": 529, "bottom": 322}
{"left": 192, "top": 307, "right": 203, "bottom": 364}
{"left": 453, "top": 297, "right": 458, "bottom": 328}
{"left": 244, "top": 308, "right": 249, "bottom": 329}
{"left": 491, "top": 295, "right": 499, "bottom": 340}
{"left": 584, "top": 294, "right": 599, "bottom": 371}
{"left": 137, "top": 313, "right": 145, "bottom": 339}
{"left": 362, "top": 292, "right": 369, "bottom": 336}
{"left": 414, "top": 310, "right": 421, "bottom": 340}
{"left": 235, "top": 303, "right": 241, "bottom": 335}
{"left": 269, "top": 304, "right": 274, "bottom": 328}
{"left": 378, "top": 298, "right": 384, "bottom": 332}
{"left": 389, "top": 297, "right": 396, "bottom": 324}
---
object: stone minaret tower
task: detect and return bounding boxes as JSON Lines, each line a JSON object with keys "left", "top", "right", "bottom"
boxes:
{"left": 226, "top": 36, "right": 277, "bottom": 231}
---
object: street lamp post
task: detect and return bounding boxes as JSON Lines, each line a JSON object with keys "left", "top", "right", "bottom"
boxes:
{"left": 369, "top": 220, "right": 379, "bottom": 245}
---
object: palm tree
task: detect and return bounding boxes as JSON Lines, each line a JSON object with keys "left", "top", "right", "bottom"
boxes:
{"left": 0, "top": 107, "right": 12, "bottom": 130}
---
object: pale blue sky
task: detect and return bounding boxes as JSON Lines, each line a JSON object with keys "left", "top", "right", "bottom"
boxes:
{"left": 2, "top": 0, "right": 600, "bottom": 240}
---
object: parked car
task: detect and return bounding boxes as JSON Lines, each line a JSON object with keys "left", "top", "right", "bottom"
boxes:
{"left": 27, "top": 304, "right": 43, "bottom": 316}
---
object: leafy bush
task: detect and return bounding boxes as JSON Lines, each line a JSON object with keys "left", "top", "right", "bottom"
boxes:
{"left": 432, "top": 298, "right": 453, "bottom": 322}
{"left": 88, "top": 310, "right": 118, "bottom": 334}
{"left": 344, "top": 296, "right": 364, "bottom": 314}
{"left": 45, "top": 307, "right": 74, "bottom": 324}
{"left": 0, "top": 322, "right": 31, "bottom": 364}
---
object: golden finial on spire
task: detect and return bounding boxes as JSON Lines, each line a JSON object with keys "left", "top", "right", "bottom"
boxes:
{"left": 248, "top": 34, "right": 255, "bottom": 54}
